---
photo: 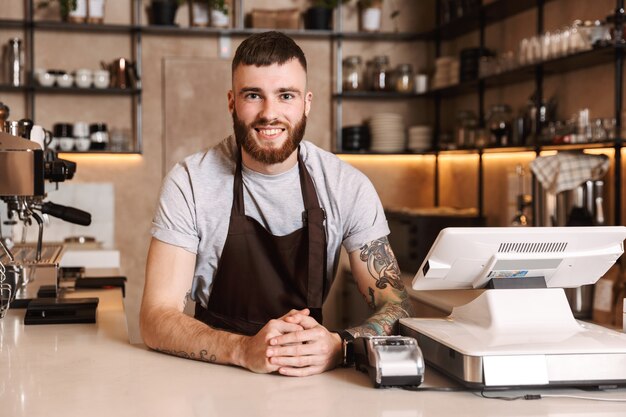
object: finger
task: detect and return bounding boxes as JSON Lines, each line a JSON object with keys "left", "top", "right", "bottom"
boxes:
{"left": 269, "top": 354, "right": 323, "bottom": 368}
{"left": 269, "top": 327, "right": 322, "bottom": 346}
{"left": 283, "top": 313, "right": 318, "bottom": 329}
{"left": 278, "top": 365, "right": 325, "bottom": 377}
{"left": 265, "top": 319, "right": 303, "bottom": 336}
{"left": 266, "top": 342, "right": 320, "bottom": 358}
{"left": 280, "top": 308, "right": 309, "bottom": 319}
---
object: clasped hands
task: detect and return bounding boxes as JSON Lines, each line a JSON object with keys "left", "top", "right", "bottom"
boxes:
{"left": 241, "top": 308, "right": 342, "bottom": 376}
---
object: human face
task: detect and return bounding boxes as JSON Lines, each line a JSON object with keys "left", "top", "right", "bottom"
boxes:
{"left": 229, "top": 59, "right": 312, "bottom": 166}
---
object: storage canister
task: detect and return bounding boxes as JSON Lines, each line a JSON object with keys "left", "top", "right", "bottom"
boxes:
{"left": 395, "top": 63, "right": 414, "bottom": 93}
{"left": 342, "top": 56, "right": 363, "bottom": 91}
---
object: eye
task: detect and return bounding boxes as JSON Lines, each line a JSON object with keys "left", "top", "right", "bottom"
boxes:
{"left": 280, "top": 93, "right": 294, "bottom": 100}
{"left": 245, "top": 93, "right": 260, "bottom": 100}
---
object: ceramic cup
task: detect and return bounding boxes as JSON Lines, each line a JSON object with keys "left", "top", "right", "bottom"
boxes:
{"left": 73, "top": 121, "right": 89, "bottom": 138}
{"left": 37, "top": 71, "right": 55, "bottom": 87}
{"left": 56, "top": 73, "right": 74, "bottom": 88}
{"left": 93, "top": 70, "right": 110, "bottom": 89}
{"left": 75, "top": 69, "right": 93, "bottom": 88}
{"left": 59, "top": 137, "right": 75, "bottom": 151}
{"left": 75, "top": 137, "right": 91, "bottom": 151}
{"left": 48, "top": 137, "right": 59, "bottom": 150}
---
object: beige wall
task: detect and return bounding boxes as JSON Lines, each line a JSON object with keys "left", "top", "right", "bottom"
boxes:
{"left": 1, "top": 0, "right": 624, "bottom": 340}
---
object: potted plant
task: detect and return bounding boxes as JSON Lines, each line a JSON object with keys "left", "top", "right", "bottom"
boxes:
{"left": 148, "top": 0, "right": 183, "bottom": 26}
{"left": 304, "top": 0, "right": 349, "bottom": 31}
{"left": 357, "top": 0, "right": 383, "bottom": 32}
{"left": 37, "top": 0, "right": 83, "bottom": 22}
{"left": 189, "top": 0, "right": 229, "bottom": 27}
{"left": 209, "top": 0, "right": 229, "bottom": 28}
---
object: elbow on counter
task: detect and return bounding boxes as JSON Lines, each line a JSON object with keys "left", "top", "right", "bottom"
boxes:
{"left": 139, "top": 304, "right": 164, "bottom": 350}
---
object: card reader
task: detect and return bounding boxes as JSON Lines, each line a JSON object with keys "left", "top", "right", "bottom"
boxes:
{"left": 354, "top": 335, "right": 425, "bottom": 388}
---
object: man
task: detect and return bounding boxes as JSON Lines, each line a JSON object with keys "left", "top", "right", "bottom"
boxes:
{"left": 140, "top": 31, "right": 413, "bottom": 377}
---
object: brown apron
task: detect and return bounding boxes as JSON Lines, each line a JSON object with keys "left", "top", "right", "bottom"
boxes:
{"left": 195, "top": 148, "right": 329, "bottom": 336}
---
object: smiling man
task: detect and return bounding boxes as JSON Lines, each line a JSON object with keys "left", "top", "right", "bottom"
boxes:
{"left": 140, "top": 31, "right": 413, "bottom": 376}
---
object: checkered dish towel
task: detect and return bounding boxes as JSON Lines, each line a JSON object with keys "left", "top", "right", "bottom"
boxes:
{"left": 530, "top": 152, "right": 610, "bottom": 194}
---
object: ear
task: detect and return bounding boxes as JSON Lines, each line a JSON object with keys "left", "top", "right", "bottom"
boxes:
{"left": 304, "top": 91, "right": 313, "bottom": 117}
{"left": 227, "top": 90, "right": 235, "bottom": 114}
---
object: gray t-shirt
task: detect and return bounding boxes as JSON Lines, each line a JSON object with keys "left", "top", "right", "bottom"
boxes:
{"left": 152, "top": 135, "right": 390, "bottom": 307}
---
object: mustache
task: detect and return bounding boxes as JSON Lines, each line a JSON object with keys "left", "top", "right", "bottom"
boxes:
{"left": 252, "top": 118, "right": 285, "bottom": 127}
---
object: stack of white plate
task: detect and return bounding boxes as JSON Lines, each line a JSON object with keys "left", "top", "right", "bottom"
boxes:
{"left": 369, "top": 113, "right": 406, "bottom": 153}
{"left": 408, "top": 125, "right": 432, "bottom": 152}
{"left": 432, "top": 56, "right": 460, "bottom": 89}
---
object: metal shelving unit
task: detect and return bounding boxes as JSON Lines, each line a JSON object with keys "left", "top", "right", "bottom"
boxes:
{"left": 0, "top": 1, "right": 143, "bottom": 154}
{"left": 334, "top": 0, "right": 624, "bottom": 226}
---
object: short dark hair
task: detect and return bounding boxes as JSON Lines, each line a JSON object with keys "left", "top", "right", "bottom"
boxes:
{"left": 232, "top": 31, "right": 307, "bottom": 74}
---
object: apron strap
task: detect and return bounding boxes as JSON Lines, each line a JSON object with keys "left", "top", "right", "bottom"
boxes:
{"left": 297, "top": 150, "right": 327, "bottom": 316}
{"left": 231, "top": 154, "right": 245, "bottom": 217}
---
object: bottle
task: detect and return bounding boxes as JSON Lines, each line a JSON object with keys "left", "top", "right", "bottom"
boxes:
{"left": 6, "top": 38, "right": 24, "bottom": 87}
{"left": 487, "top": 104, "right": 513, "bottom": 146}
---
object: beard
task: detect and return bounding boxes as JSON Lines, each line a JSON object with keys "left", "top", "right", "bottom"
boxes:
{"left": 232, "top": 110, "right": 307, "bottom": 165}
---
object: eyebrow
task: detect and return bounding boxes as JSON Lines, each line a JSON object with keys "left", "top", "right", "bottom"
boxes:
{"left": 239, "top": 86, "right": 302, "bottom": 95}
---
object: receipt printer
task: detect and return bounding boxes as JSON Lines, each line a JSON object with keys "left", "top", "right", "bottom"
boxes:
{"left": 354, "top": 335, "right": 425, "bottom": 388}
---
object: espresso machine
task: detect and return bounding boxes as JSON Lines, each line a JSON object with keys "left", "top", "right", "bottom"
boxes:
{"left": 0, "top": 106, "right": 95, "bottom": 323}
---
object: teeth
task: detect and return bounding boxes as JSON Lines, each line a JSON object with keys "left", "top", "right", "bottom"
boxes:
{"left": 259, "top": 128, "right": 282, "bottom": 136}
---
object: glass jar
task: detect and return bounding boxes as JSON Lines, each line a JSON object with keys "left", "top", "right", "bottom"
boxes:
{"left": 370, "top": 55, "right": 390, "bottom": 91}
{"left": 487, "top": 104, "right": 513, "bottom": 146}
{"left": 455, "top": 110, "right": 478, "bottom": 148}
{"left": 342, "top": 56, "right": 363, "bottom": 91}
{"left": 394, "top": 63, "right": 414, "bottom": 93}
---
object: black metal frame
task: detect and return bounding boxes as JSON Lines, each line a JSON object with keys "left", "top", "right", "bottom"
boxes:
{"left": 431, "top": 0, "right": 625, "bottom": 224}
{"left": 0, "top": 0, "right": 143, "bottom": 154}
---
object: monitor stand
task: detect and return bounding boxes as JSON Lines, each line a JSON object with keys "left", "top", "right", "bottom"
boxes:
{"left": 400, "top": 288, "right": 626, "bottom": 389}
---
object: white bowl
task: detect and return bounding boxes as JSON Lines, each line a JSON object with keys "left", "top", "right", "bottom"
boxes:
{"left": 37, "top": 71, "right": 55, "bottom": 87}
{"left": 93, "top": 70, "right": 110, "bottom": 89}
{"left": 75, "top": 137, "right": 91, "bottom": 151}
{"left": 58, "top": 137, "right": 75, "bottom": 151}
{"left": 75, "top": 71, "right": 93, "bottom": 88}
{"left": 56, "top": 73, "right": 74, "bottom": 88}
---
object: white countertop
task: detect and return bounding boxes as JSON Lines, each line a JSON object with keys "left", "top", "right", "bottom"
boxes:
{"left": 2, "top": 288, "right": 626, "bottom": 417}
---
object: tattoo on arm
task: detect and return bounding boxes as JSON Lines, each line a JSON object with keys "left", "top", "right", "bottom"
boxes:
{"left": 367, "top": 287, "right": 376, "bottom": 310}
{"left": 359, "top": 236, "right": 404, "bottom": 291}
{"left": 349, "top": 237, "right": 415, "bottom": 337}
{"left": 154, "top": 348, "right": 217, "bottom": 363}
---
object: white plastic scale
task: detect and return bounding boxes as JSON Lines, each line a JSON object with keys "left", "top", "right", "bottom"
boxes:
{"left": 399, "top": 227, "right": 626, "bottom": 389}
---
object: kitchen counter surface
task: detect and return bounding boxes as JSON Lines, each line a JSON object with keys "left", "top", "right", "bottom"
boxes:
{"left": 2, "top": 288, "right": 626, "bottom": 417}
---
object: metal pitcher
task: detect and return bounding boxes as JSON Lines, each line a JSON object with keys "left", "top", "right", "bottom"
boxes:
{"left": 100, "top": 58, "right": 139, "bottom": 89}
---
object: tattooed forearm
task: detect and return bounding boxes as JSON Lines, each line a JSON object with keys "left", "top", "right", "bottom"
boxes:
{"left": 154, "top": 347, "right": 217, "bottom": 363}
{"left": 367, "top": 287, "right": 376, "bottom": 310}
{"left": 359, "top": 237, "right": 404, "bottom": 291}
{"left": 350, "top": 290, "right": 414, "bottom": 337}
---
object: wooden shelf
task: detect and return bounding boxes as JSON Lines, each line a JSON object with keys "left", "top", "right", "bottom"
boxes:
{"left": 32, "top": 20, "right": 137, "bottom": 33}
{"left": 334, "top": 91, "right": 424, "bottom": 99}
{"left": 32, "top": 86, "right": 141, "bottom": 95}
{"left": 59, "top": 151, "right": 141, "bottom": 155}
{"left": 336, "top": 141, "right": 620, "bottom": 156}
{"left": 0, "top": 18, "right": 27, "bottom": 29}
{"left": 140, "top": 25, "right": 333, "bottom": 38}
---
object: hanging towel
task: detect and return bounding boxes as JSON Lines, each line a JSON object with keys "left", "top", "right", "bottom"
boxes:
{"left": 529, "top": 151, "right": 610, "bottom": 194}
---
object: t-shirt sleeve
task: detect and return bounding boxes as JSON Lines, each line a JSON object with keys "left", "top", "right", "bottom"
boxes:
{"left": 151, "top": 164, "right": 199, "bottom": 254}
{"left": 341, "top": 171, "right": 390, "bottom": 253}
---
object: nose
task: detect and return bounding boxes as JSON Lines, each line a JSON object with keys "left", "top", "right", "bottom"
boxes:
{"left": 258, "top": 97, "right": 279, "bottom": 122}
